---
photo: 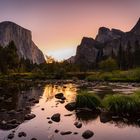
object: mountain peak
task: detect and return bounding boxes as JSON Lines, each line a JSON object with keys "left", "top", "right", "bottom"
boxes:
{"left": 131, "top": 17, "right": 140, "bottom": 34}
{"left": 0, "top": 21, "right": 45, "bottom": 64}
{"left": 0, "top": 21, "right": 31, "bottom": 32}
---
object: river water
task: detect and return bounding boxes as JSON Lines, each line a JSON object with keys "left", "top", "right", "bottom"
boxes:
{"left": 0, "top": 82, "right": 140, "bottom": 140}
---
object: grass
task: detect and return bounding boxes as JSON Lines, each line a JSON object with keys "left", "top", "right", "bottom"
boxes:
{"left": 76, "top": 91, "right": 101, "bottom": 109}
{"left": 103, "top": 94, "right": 140, "bottom": 117}
{"left": 86, "top": 68, "right": 140, "bottom": 82}
{"left": 76, "top": 89, "right": 140, "bottom": 118}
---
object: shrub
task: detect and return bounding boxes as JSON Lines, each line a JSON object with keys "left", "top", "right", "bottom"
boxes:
{"left": 76, "top": 91, "right": 101, "bottom": 109}
{"left": 103, "top": 94, "right": 140, "bottom": 117}
{"left": 99, "top": 57, "right": 118, "bottom": 72}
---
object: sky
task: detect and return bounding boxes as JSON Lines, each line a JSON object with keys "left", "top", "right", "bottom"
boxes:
{"left": 0, "top": 0, "right": 140, "bottom": 60}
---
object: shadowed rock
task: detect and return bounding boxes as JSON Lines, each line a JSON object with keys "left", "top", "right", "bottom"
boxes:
{"left": 82, "top": 130, "right": 94, "bottom": 139}
{"left": 51, "top": 113, "right": 60, "bottom": 122}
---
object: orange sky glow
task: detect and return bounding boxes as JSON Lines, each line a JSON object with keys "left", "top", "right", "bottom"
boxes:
{"left": 0, "top": 0, "right": 140, "bottom": 60}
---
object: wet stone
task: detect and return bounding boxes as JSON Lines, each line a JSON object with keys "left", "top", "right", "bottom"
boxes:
{"left": 24, "top": 114, "right": 36, "bottom": 120}
{"left": 8, "top": 119, "right": 17, "bottom": 124}
{"left": 60, "top": 131, "right": 72, "bottom": 135}
{"left": 18, "top": 132, "right": 27, "bottom": 137}
{"left": 64, "top": 113, "right": 73, "bottom": 117}
{"left": 48, "top": 121, "right": 53, "bottom": 124}
{"left": 31, "top": 138, "right": 37, "bottom": 140}
{"left": 55, "top": 129, "right": 59, "bottom": 133}
{"left": 28, "top": 98, "right": 35, "bottom": 102}
{"left": 65, "top": 102, "right": 76, "bottom": 111}
{"left": 82, "top": 130, "right": 94, "bottom": 139}
{"left": 51, "top": 113, "right": 60, "bottom": 122}
{"left": 100, "top": 111, "right": 112, "bottom": 123}
{"left": 25, "top": 106, "right": 31, "bottom": 110}
{"left": 8, "top": 110, "right": 16, "bottom": 115}
{"left": 55, "top": 93, "right": 66, "bottom": 100}
{"left": 7, "top": 133, "right": 14, "bottom": 139}
{"left": 73, "top": 132, "right": 78, "bottom": 135}
{"left": 74, "top": 122, "right": 82, "bottom": 128}
{"left": 33, "top": 100, "right": 39, "bottom": 103}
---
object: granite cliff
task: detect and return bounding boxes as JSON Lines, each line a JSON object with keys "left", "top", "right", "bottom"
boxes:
{"left": 75, "top": 18, "right": 140, "bottom": 70}
{"left": 0, "top": 21, "right": 45, "bottom": 64}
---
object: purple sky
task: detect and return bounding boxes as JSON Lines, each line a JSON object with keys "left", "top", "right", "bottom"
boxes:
{"left": 0, "top": 0, "right": 140, "bottom": 60}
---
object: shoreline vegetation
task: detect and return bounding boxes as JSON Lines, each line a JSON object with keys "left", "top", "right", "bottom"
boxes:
{"left": 75, "top": 90, "right": 140, "bottom": 122}
{"left": 1, "top": 67, "right": 140, "bottom": 82}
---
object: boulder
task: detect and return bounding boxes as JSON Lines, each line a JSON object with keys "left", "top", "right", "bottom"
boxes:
{"left": 100, "top": 111, "right": 112, "bottom": 123}
{"left": 74, "top": 122, "right": 82, "bottom": 128}
{"left": 55, "top": 93, "right": 65, "bottom": 100}
{"left": 51, "top": 113, "right": 60, "bottom": 122}
{"left": 82, "top": 130, "right": 94, "bottom": 139}
{"left": 60, "top": 131, "right": 72, "bottom": 135}
{"left": 7, "top": 133, "right": 14, "bottom": 139}
{"left": 65, "top": 102, "right": 76, "bottom": 111}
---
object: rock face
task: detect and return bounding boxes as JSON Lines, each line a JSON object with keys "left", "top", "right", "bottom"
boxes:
{"left": 75, "top": 18, "right": 140, "bottom": 70}
{"left": 95, "top": 27, "right": 124, "bottom": 43}
{"left": 0, "top": 21, "right": 45, "bottom": 64}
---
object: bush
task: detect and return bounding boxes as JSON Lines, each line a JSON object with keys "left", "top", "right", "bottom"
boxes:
{"left": 103, "top": 94, "right": 140, "bottom": 117}
{"left": 99, "top": 57, "right": 118, "bottom": 72}
{"left": 76, "top": 91, "right": 101, "bottom": 109}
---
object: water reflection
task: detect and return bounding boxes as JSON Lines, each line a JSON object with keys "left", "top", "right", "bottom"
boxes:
{"left": 0, "top": 82, "right": 140, "bottom": 140}
{"left": 75, "top": 110, "right": 99, "bottom": 124}
{"left": 43, "top": 83, "right": 77, "bottom": 102}
{"left": 0, "top": 82, "right": 43, "bottom": 130}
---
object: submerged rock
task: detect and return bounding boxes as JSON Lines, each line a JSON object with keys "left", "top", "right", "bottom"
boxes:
{"left": 100, "top": 111, "right": 112, "bottom": 123}
{"left": 24, "top": 114, "right": 36, "bottom": 120}
{"left": 73, "top": 132, "right": 78, "bottom": 135}
{"left": 60, "top": 131, "right": 72, "bottom": 135}
{"left": 7, "top": 133, "right": 14, "bottom": 139}
{"left": 8, "top": 110, "right": 16, "bottom": 115}
{"left": 51, "top": 113, "right": 61, "bottom": 122}
{"left": 33, "top": 100, "right": 39, "bottom": 103}
{"left": 82, "top": 130, "right": 94, "bottom": 139}
{"left": 74, "top": 122, "right": 82, "bottom": 128}
{"left": 54, "top": 129, "right": 59, "bottom": 133}
{"left": 18, "top": 132, "right": 27, "bottom": 137}
{"left": 64, "top": 113, "right": 73, "bottom": 117}
{"left": 65, "top": 102, "right": 76, "bottom": 111}
{"left": 31, "top": 138, "right": 37, "bottom": 140}
{"left": 55, "top": 93, "right": 64, "bottom": 99}
{"left": 0, "top": 120, "right": 20, "bottom": 130}
{"left": 48, "top": 121, "right": 53, "bottom": 124}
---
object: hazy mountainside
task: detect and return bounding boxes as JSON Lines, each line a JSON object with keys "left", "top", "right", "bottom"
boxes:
{"left": 0, "top": 21, "right": 45, "bottom": 64}
{"left": 75, "top": 18, "right": 140, "bottom": 70}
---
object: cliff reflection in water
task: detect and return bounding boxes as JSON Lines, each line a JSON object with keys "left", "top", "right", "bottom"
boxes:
{"left": 0, "top": 82, "right": 43, "bottom": 130}
{"left": 0, "top": 82, "right": 140, "bottom": 134}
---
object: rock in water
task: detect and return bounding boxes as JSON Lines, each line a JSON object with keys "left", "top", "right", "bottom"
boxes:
{"left": 82, "top": 130, "right": 94, "bottom": 139}
{"left": 0, "top": 21, "right": 45, "bottom": 64}
{"left": 24, "top": 114, "right": 36, "bottom": 120}
{"left": 51, "top": 113, "right": 60, "bottom": 122}
{"left": 7, "top": 133, "right": 14, "bottom": 139}
{"left": 65, "top": 102, "right": 76, "bottom": 111}
{"left": 60, "top": 131, "right": 72, "bottom": 135}
{"left": 74, "top": 121, "right": 82, "bottom": 128}
{"left": 55, "top": 93, "right": 65, "bottom": 100}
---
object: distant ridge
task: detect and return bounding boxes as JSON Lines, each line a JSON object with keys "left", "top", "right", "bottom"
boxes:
{"left": 74, "top": 18, "right": 140, "bottom": 70}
